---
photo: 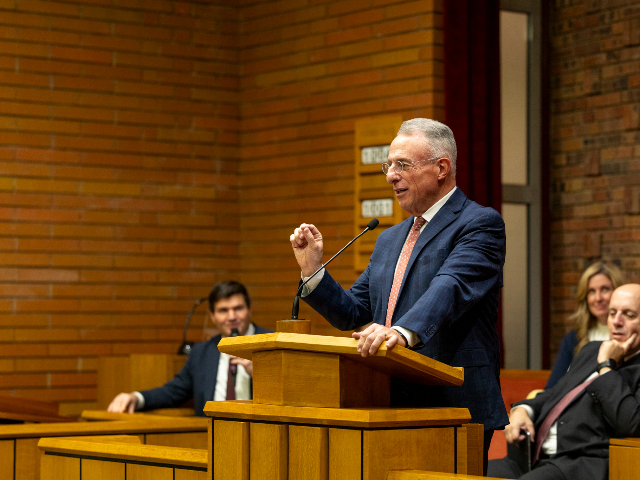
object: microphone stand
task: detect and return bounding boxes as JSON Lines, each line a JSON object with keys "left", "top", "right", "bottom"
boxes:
{"left": 287, "top": 218, "right": 379, "bottom": 321}
{"left": 177, "top": 297, "right": 208, "bottom": 355}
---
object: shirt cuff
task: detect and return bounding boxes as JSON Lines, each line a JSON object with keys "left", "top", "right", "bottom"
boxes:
{"left": 511, "top": 404, "right": 535, "bottom": 422}
{"left": 300, "top": 269, "right": 324, "bottom": 297}
{"left": 133, "top": 391, "right": 145, "bottom": 410}
{"left": 391, "top": 326, "right": 418, "bottom": 347}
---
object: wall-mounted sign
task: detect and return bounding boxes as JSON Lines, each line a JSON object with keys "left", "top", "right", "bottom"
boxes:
{"left": 361, "top": 199, "right": 393, "bottom": 218}
{"left": 354, "top": 116, "right": 404, "bottom": 273}
{"left": 360, "top": 145, "right": 390, "bottom": 165}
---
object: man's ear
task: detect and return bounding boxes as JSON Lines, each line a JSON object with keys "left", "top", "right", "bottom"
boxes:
{"left": 437, "top": 158, "right": 452, "bottom": 180}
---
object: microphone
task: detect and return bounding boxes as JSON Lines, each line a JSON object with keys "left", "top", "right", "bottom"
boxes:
{"left": 288, "top": 218, "right": 379, "bottom": 320}
{"left": 229, "top": 328, "right": 239, "bottom": 383}
{"left": 177, "top": 297, "right": 208, "bottom": 355}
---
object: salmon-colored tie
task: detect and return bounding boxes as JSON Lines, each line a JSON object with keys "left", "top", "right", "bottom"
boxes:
{"left": 385, "top": 216, "right": 426, "bottom": 327}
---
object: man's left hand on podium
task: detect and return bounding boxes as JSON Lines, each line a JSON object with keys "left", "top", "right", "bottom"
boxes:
{"left": 352, "top": 324, "right": 406, "bottom": 357}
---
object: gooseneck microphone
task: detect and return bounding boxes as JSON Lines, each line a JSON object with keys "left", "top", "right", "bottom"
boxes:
{"left": 288, "top": 218, "right": 379, "bottom": 320}
{"left": 177, "top": 297, "right": 208, "bottom": 355}
{"left": 229, "top": 328, "right": 240, "bottom": 384}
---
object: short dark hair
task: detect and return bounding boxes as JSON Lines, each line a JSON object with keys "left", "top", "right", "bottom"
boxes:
{"left": 208, "top": 281, "right": 251, "bottom": 311}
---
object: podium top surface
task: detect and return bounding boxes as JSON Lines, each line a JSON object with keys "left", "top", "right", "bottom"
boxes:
{"left": 218, "top": 332, "right": 463, "bottom": 387}
{"left": 204, "top": 400, "right": 470, "bottom": 428}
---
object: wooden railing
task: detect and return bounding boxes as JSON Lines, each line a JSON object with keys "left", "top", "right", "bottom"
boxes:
{"left": 39, "top": 435, "right": 207, "bottom": 480}
{"left": 0, "top": 412, "right": 207, "bottom": 480}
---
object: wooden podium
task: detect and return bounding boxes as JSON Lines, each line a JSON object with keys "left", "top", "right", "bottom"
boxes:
{"left": 204, "top": 332, "right": 482, "bottom": 480}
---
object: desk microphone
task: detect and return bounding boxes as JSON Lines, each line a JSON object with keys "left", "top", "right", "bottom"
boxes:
{"left": 229, "top": 328, "right": 239, "bottom": 384}
{"left": 288, "top": 218, "right": 379, "bottom": 321}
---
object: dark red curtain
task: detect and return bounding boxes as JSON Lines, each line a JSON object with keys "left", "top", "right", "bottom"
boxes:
{"left": 444, "top": 0, "right": 501, "bottom": 213}
{"left": 444, "top": 0, "right": 503, "bottom": 364}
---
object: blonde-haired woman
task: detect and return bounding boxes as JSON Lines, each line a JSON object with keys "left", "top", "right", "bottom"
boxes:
{"left": 546, "top": 262, "right": 624, "bottom": 389}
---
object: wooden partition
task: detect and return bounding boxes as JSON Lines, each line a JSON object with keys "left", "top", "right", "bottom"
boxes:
{"left": 0, "top": 414, "right": 207, "bottom": 480}
{"left": 97, "top": 354, "right": 187, "bottom": 409}
{"left": 0, "top": 396, "right": 70, "bottom": 424}
{"left": 39, "top": 435, "right": 207, "bottom": 480}
{"left": 610, "top": 438, "right": 640, "bottom": 480}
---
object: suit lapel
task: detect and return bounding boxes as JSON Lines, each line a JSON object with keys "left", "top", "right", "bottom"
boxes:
{"left": 395, "top": 189, "right": 467, "bottom": 301}
{"left": 539, "top": 345, "right": 601, "bottom": 421}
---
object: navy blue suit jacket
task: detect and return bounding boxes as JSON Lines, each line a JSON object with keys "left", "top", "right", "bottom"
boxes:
{"left": 141, "top": 324, "right": 270, "bottom": 416}
{"left": 304, "top": 188, "right": 508, "bottom": 430}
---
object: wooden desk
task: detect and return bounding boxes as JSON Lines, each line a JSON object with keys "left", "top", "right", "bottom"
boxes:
{"left": 0, "top": 396, "right": 70, "bottom": 423}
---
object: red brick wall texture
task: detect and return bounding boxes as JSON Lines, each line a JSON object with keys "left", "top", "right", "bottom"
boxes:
{"left": 0, "top": 0, "right": 444, "bottom": 413}
{"left": 549, "top": 0, "right": 640, "bottom": 362}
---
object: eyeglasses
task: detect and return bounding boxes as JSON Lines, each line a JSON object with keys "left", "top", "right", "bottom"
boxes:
{"left": 381, "top": 157, "right": 439, "bottom": 175}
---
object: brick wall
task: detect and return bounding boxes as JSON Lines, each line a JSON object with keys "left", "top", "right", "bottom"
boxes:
{"left": 0, "top": 0, "right": 445, "bottom": 413}
{"left": 549, "top": 0, "right": 640, "bottom": 359}
{"left": 238, "top": 0, "right": 445, "bottom": 334}
{"left": 0, "top": 0, "right": 240, "bottom": 413}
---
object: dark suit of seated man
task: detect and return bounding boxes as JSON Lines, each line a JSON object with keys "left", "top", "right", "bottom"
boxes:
{"left": 107, "top": 281, "right": 269, "bottom": 416}
{"left": 488, "top": 283, "right": 640, "bottom": 480}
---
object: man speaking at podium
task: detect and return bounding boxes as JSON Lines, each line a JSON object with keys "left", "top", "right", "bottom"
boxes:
{"left": 290, "top": 118, "right": 508, "bottom": 462}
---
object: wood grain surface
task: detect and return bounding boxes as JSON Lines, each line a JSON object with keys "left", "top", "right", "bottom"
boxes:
{"left": 204, "top": 401, "right": 470, "bottom": 428}
{"left": 217, "top": 333, "right": 464, "bottom": 387}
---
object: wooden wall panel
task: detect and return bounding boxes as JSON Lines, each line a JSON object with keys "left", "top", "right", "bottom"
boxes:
{"left": 127, "top": 464, "right": 173, "bottom": 480}
{"left": 82, "top": 459, "right": 125, "bottom": 480}
{"left": 16, "top": 438, "right": 40, "bottom": 480}
{"left": 40, "top": 455, "right": 80, "bottom": 480}
{"left": 0, "top": 439, "right": 14, "bottom": 480}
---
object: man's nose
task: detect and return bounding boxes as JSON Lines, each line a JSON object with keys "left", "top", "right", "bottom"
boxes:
{"left": 386, "top": 169, "right": 400, "bottom": 184}
{"left": 612, "top": 312, "right": 624, "bottom": 326}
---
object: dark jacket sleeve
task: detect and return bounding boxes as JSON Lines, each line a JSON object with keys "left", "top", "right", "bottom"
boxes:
{"left": 546, "top": 330, "right": 578, "bottom": 389}
{"left": 585, "top": 363, "right": 640, "bottom": 437}
{"left": 140, "top": 353, "right": 195, "bottom": 410}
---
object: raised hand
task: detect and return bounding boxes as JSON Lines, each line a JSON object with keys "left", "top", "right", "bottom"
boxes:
{"left": 290, "top": 223, "right": 324, "bottom": 277}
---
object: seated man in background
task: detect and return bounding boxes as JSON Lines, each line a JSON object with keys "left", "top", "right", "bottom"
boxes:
{"left": 488, "top": 284, "right": 640, "bottom": 480}
{"left": 107, "top": 281, "right": 269, "bottom": 416}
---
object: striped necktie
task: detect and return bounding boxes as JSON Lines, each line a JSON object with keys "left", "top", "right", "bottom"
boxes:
{"left": 385, "top": 216, "right": 426, "bottom": 327}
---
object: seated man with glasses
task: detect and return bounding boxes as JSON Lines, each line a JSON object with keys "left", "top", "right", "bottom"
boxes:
{"left": 289, "top": 118, "right": 507, "bottom": 468}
